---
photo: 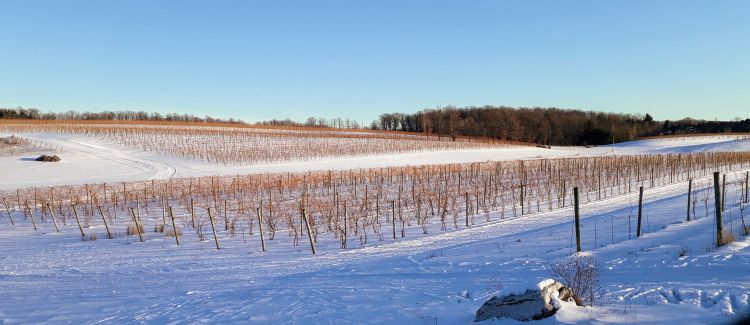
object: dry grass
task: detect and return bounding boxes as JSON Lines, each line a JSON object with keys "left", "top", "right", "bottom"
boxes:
{"left": 127, "top": 224, "right": 145, "bottom": 235}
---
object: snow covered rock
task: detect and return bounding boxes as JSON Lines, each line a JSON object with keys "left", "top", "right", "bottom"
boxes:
{"left": 474, "top": 279, "right": 575, "bottom": 322}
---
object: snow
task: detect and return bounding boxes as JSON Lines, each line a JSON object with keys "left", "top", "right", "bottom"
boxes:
{"left": 2, "top": 131, "right": 750, "bottom": 191}
{"left": 0, "top": 132, "right": 749, "bottom": 324}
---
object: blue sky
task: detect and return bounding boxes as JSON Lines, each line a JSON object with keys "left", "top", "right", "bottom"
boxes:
{"left": 1, "top": 0, "right": 748, "bottom": 123}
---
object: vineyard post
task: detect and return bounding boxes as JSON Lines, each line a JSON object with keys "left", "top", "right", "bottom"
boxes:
{"left": 573, "top": 187, "right": 581, "bottom": 252}
{"left": 97, "top": 206, "right": 112, "bottom": 239}
{"left": 2, "top": 198, "right": 14, "bottom": 225}
{"left": 721, "top": 174, "right": 726, "bottom": 211}
{"left": 301, "top": 209, "right": 316, "bottom": 255}
{"left": 520, "top": 184, "right": 525, "bottom": 215}
{"left": 745, "top": 171, "right": 749, "bottom": 203}
{"left": 391, "top": 201, "right": 396, "bottom": 239}
{"left": 72, "top": 204, "right": 84, "bottom": 237}
{"left": 24, "top": 201, "right": 37, "bottom": 230}
{"left": 687, "top": 179, "right": 693, "bottom": 221}
{"left": 190, "top": 198, "right": 196, "bottom": 228}
{"left": 343, "top": 202, "right": 348, "bottom": 248}
{"left": 464, "top": 192, "right": 469, "bottom": 227}
{"left": 129, "top": 207, "right": 144, "bottom": 242}
{"left": 637, "top": 186, "right": 644, "bottom": 237}
{"left": 257, "top": 206, "right": 266, "bottom": 251}
{"left": 46, "top": 203, "right": 60, "bottom": 232}
{"left": 208, "top": 207, "right": 221, "bottom": 249}
{"left": 168, "top": 207, "right": 180, "bottom": 245}
{"left": 714, "top": 172, "right": 724, "bottom": 247}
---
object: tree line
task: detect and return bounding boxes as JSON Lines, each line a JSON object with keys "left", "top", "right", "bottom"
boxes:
{"left": 372, "top": 106, "right": 749, "bottom": 145}
{"left": 0, "top": 107, "right": 245, "bottom": 125}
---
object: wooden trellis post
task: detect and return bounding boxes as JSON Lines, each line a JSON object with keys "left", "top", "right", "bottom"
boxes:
{"left": 687, "top": 179, "right": 693, "bottom": 221}
{"left": 208, "top": 207, "right": 221, "bottom": 249}
{"left": 257, "top": 207, "right": 265, "bottom": 251}
{"left": 714, "top": 172, "right": 724, "bottom": 246}
{"left": 2, "top": 198, "right": 14, "bottom": 225}
{"left": 46, "top": 203, "right": 60, "bottom": 232}
{"left": 168, "top": 206, "right": 180, "bottom": 246}
{"left": 573, "top": 187, "right": 581, "bottom": 252}
{"left": 301, "top": 209, "right": 316, "bottom": 255}
{"left": 129, "top": 207, "right": 144, "bottom": 242}
{"left": 97, "top": 206, "right": 112, "bottom": 239}
{"left": 72, "top": 204, "right": 84, "bottom": 238}
{"left": 637, "top": 186, "right": 644, "bottom": 237}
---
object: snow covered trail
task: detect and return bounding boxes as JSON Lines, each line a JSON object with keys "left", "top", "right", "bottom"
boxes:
{"left": 0, "top": 169, "right": 748, "bottom": 324}
{"left": 3, "top": 132, "right": 750, "bottom": 191}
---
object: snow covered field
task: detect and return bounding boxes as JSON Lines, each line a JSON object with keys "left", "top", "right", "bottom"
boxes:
{"left": 0, "top": 132, "right": 749, "bottom": 324}
{"left": 2, "top": 131, "right": 750, "bottom": 191}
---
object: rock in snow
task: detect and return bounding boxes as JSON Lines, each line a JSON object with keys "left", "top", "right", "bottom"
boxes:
{"left": 474, "top": 279, "right": 575, "bottom": 322}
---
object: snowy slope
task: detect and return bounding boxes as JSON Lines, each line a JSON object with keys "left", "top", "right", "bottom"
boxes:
{"left": 2, "top": 132, "right": 750, "bottom": 191}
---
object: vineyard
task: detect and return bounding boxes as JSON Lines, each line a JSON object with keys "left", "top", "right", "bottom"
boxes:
{"left": 4, "top": 151, "right": 749, "bottom": 253}
{"left": 0, "top": 121, "right": 518, "bottom": 165}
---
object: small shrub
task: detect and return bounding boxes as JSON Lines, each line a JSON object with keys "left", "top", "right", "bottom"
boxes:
{"left": 83, "top": 232, "right": 97, "bottom": 241}
{"left": 677, "top": 246, "right": 688, "bottom": 257}
{"left": 154, "top": 224, "right": 164, "bottom": 233}
{"left": 127, "top": 224, "right": 145, "bottom": 235}
{"left": 548, "top": 254, "right": 602, "bottom": 306}
{"left": 165, "top": 229, "right": 183, "bottom": 237}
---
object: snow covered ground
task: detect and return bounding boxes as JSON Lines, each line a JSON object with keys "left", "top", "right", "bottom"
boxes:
{"left": 0, "top": 132, "right": 749, "bottom": 324}
{"left": 2, "top": 132, "right": 750, "bottom": 191}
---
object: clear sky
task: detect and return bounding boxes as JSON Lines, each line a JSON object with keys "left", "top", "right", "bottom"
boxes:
{"left": 1, "top": 0, "right": 748, "bottom": 123}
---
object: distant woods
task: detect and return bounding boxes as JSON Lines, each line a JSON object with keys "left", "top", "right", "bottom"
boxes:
{"left": 373, "top": 106, "right": 750, "bottom": 145}
{"left": 0, "top": 107, "right": 245, "bottom": 125}
{"left": 3, "top": 106, "right": 748, "bottom": 146}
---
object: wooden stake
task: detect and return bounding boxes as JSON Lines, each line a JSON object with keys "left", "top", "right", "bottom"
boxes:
{"left": 2, "top": 198, "right": 14, "bottom": 226}
{"left": 190, "top": 198, "right": 196, "bottom": 228}
{"left": 168, "top": 206, "right": 180, "bottom": 245}
{"left": 256, "top": 207, "right": 265, "bottom": 251}
{"left": 637, "top": 186, "right": 644, "bottom": 237}
{"left": 687, "top": 179, "right": 693, "bottom": 221}
{"left": 391, "top": 201, "right": 396, "bottom": 239}
{"left": 714, "top": 172, "right": 724, "bottom": 246}
{"left": 129, "top": 207, "right": 144, "bottom": 242}
{"left": 208, "top": 207, "right": 220, "bottom": 249}
{"left": 46, "top": 203, "right": 60, "bottom": 232}
{"left": 72, "top": 204, "right": 84, "bottom": 237}
{"left": 98, "top": 206, "right": 112, "bottom": 239}
{"left": 301, "top": 209, "right": 316, "bottom": 255}
{"left": 573, "top": 187, "right": 581, "bottom": 252}
{"left": 24, "top": 201, "right": 37, "bottom": 231}
{"left": 464, "top": 192, "right": 470, "bottom": 227}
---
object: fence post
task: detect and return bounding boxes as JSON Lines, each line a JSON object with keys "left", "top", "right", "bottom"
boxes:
{"left": 744, "top": 171, "right": 749, "bottom": 204}
{"left": 97, "top": 206, "right": 112, "bottom": 239}
{"left": 687, "top": 179, "right": 693, "bottom": 221}
{"left": 72, "top": 204, "right": 84, "bottom": 238}
{"left": 301, "top": 209, "right": 316, "bottom": 255}
{"left": 168, "top": 206, "right": 180, "bottom": 246}
{"left": 391, "top": 201, "right": 396, "bottom": 239}
{"left": 637, "top": 186, "right": 644, "bottom": 237}
{"left": 722, "top": 174, "right": 727, "bottom": 211}
{"left": 190, "top": 198, "right": 196, "bottom": 228}
{"left": 714, "top": 172, "right": 724, "bottom": 246}
{"left": 25, "top": 201, "right": 37, "bottom": 231}
{"left": 46, "top": 203, "right": 60, "bottom": 232}
{"left": 208, "top": 207, "right": 221, "bottom": 249}
{"left": 129, "top": 207, "right": 144, "bottom": 242}
{"left": 256, "top": 207, "right": 265, "bottom": 251}
{"left": 465, "top": 192, "right": 470, "bottom": 227}
{"left": 2, "top": 198, "right": 14, "bottom": 225}
{"left": 573, "top": 187, "right": 581, "bottom": 252}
